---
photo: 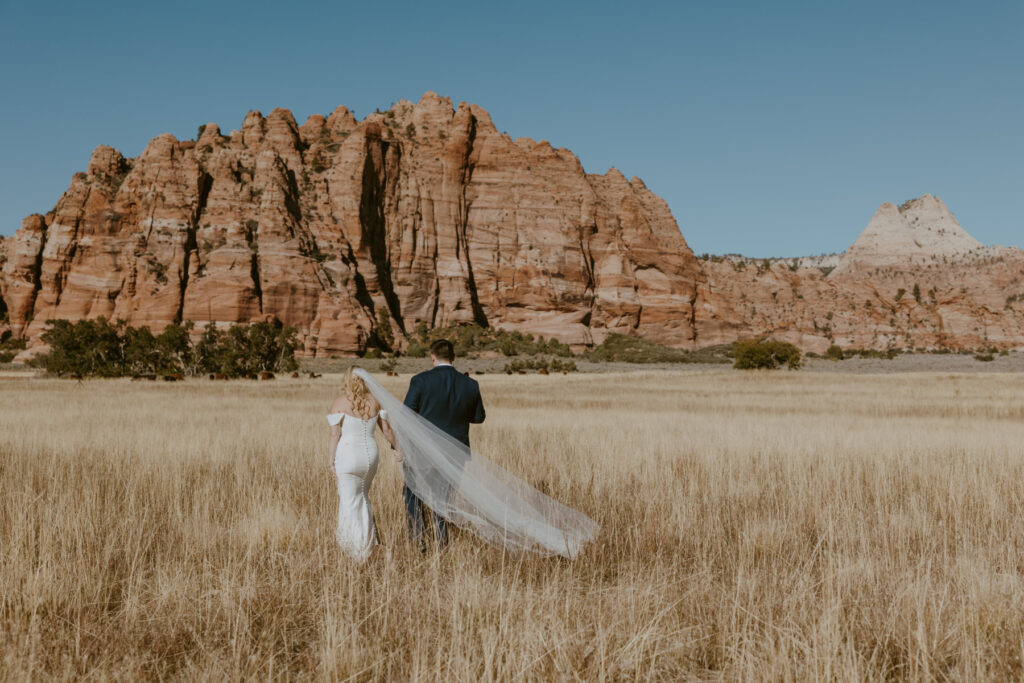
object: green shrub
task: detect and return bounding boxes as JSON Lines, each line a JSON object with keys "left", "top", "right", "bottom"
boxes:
{"left": 32, "top": 318, "right": 127, "bottom": 377}
{"left": 732, "top": 339, "right": 802, "bottom": 370}
{"left": 549, "top": 359, "right": 578, "bottom": 373}
{"left": 405, "top": 341, "right": 428, "bottom": 358}
{"left": 974, "top": 353, "right": 995, "bottom": 362}
{"left": 586, "top": 334, "right": 730, "bottom": 364}
{"left": 31, "top": 318, "right": 298, "bottom": 378}
{"left": 845, "top": 348, "right": 899, "bottom": 360}
{"left": 825, "top": 345, "right": 845, "bottom": 361}
{"left": 408, "top": 323, "right": 573, "bottom": 358}
{"left": 0, "top": 332, "right": 27, "bottom": 363}
{"left": 504, "top": 358, "right": 578, "bottom": 374}
{"left": 367, "top": 308, "right": 395, "bottom": 352}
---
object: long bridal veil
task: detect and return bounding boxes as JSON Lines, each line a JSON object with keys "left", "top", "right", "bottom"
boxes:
{"left": 354, "top": 369, "right": 599, "bottom": 558}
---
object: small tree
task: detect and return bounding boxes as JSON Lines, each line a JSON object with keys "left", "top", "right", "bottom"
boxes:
{"left": 34, "top": 318, "right": 126, "bottom": 377}
{"left": 122, "top": 325, "right": 161, "bottom": 375}
{"left": 825, "top": 344, "right": 845, "bottom": 361}
{"left": 32, "top": 318, "right": 298, "bottom": 378}
{"left": 156, "top": 322, "right": 196, "bottom": 374}
{"left": 194, "top": 322, "right": 224, "bottom": 374}
{"left": 368, "top": 308, "right": 395, "bottom": 352}
{"left": 733, "top": 339, "right": 802, "bottom": 370}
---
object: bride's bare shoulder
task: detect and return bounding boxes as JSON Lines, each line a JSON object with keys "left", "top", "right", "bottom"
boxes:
{"left": 329, "top": 396, "right": 351, "bottom": 414}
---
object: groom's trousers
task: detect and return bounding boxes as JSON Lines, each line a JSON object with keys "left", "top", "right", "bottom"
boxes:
{"left": 403, "top": 484, "right": 449, "bottom": 548}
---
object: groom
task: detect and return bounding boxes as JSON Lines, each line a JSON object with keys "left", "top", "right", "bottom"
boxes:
{"left": 402, "top": 338, "right": 486, "bottom": 548}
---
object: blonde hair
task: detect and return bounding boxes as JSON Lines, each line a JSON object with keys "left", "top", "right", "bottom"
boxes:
{"left": 341, "top": 367, "right": 373, "bottom": 417}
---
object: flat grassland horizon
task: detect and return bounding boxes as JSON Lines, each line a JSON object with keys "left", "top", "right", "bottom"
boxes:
{"left": 2, "top": 370, "right": 1023, "bottom": 679}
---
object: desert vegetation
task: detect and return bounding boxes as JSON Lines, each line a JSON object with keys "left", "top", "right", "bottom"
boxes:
{"left": 28, "top": 318, "right": 299, "bottom": 378}
{"left": 732, "top": 339, "right": 802, "bottom": 369}
{"left": 0, "top": 331, "right": 26, "bottom": 363}
{"left": 397, "top": 322, "right": 574, "bottom": 359}
{"left": 2, "top": 371, "right": 1023, "bottom": 678}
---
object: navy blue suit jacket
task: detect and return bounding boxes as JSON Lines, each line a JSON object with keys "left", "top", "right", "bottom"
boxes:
{"left": 403, "top": 365, "right": 485, "bottom": 446}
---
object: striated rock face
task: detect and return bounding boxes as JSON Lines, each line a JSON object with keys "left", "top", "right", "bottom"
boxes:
{"left": 702, "top": 197, "right": 1024, "bottom": 352}
{"left": 1, "top": 93, "right": 721, "bottom": 355}
{"left": 1, "top": 94, "right": 1020, "bottom": 356}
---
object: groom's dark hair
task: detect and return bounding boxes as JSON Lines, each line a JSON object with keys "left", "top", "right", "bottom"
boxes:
{"left": 430, "top": 338, "right": 455, "bottom": 362}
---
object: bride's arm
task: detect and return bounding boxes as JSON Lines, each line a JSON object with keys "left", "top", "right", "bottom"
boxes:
{"left": 327, "top": 398, "right": 346, "bottom": 478}
{"left": 327, "top": 421, "right": 344, "bottom": 481}
{"left": 378, "top": 417, "right": 403, "bottom": 463}
{"left": 328, "top": 422, "right": 342, "bottom": 478}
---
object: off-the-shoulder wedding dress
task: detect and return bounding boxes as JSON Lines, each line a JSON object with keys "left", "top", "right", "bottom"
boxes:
{"left": 326, "top": 410, "right": 387, "bottom": 562}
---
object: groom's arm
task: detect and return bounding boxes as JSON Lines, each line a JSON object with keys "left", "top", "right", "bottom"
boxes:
{"left": 471, "top": 388, "right": 485, "bottom": 424}
{"left": 404, "top": 375, "right": 421, "bottom": 412}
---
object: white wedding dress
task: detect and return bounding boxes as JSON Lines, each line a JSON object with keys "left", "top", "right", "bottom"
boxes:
{"left": 327, "top": 410, "right": 387, "bottom": 562}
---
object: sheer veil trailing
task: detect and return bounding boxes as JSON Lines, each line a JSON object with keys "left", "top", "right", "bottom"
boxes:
{"left": 354, "top": 369, "right": 599, "bottom": 558}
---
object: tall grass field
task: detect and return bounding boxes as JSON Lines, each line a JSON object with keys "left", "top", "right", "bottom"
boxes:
{"left": 2, "top": 371, "right": 1023, "bottom": 679}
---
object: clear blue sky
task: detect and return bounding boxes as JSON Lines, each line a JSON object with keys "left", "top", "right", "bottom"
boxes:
{"left": 1, "top": 0, "right": 1020, "bottom": 256}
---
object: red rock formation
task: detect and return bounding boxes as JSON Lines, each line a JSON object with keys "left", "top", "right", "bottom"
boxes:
{"left": 701, "top": 197, "right": 1024, "bottom": 352}
{"left": 1, "top": 93, "right": 715, "bottom": 355}
{"left": 1, "top": 93, "right": 1020, "bottom": 357}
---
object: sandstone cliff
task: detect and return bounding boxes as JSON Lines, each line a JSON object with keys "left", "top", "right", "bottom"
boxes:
{"left": 701, "top": 197, "right": 1024, "bottom": 352}
{"left": 0, "top": 93, "right": 724, "bottom": 356}
{"left": 1, "top": 94, "right": 1020, "bottom": 357}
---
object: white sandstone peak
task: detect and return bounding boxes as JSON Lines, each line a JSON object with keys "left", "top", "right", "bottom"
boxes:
{"left": 833, "top": 195, "right": 982, "bottom": 274}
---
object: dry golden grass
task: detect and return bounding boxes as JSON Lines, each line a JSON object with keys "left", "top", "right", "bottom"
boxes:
{"left": 2, "top": 370, "right": 1024, "bottom": 680}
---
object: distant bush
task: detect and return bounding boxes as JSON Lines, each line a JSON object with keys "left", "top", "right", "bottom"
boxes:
{"left": 503, "top": 358, "right": 578, "bottom": 374}
{"left": 367, "top": 308, "right": 395, "bottom": 352}
{"left": 586, "top": 334, "right": 731, "bottom": 364}
{"left": 401, "top": 324, "right": 734, "bottom": 365}
{"left": 825, "top": 345, "right": 845, "bottom": 361}
{"left": 0, "top": 331, "right": 27, "bottom": 363}
{"left": 845, "top": 348, "right": 899, "bottom": 360}
{"left": 974, "top": 353, "right": 995, "bottom": 362}
{"left": 31, "top": 318, "right": 298, "bottom": 378}
{"left": 406, "top": 323, "right": 572, "bottom": 359}
{"left": 196, "top": 320, "right": 299, "bottom": 377}
{"left": 405, "top": 341, "right": 429, "bottom": 358}
{"left": 732, "top": 339, "right": 802, "bottom": 370}
{"left": 549, "top": 359, "right": 577, "bottom": 373}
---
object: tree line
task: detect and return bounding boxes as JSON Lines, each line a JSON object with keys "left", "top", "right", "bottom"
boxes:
{"left": 17, "top": 316, "right": 805, "bottom": 377}
{"left": 30, "top": 318, "right": 299, "bottom": 378}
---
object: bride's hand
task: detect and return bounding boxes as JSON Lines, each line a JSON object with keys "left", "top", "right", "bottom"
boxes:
{"left": 394, "top": 447, "right": 405, "bottom": 464}
{"left": 330, "top": 465, "right": 337, "bottom": 479}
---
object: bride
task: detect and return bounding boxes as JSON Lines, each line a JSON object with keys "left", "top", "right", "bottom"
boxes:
{"left": 327, "top": 368, "right": 599, "bottom": 561}
{"left": 327, "top": 368, "right": 399, "bottom": 562}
